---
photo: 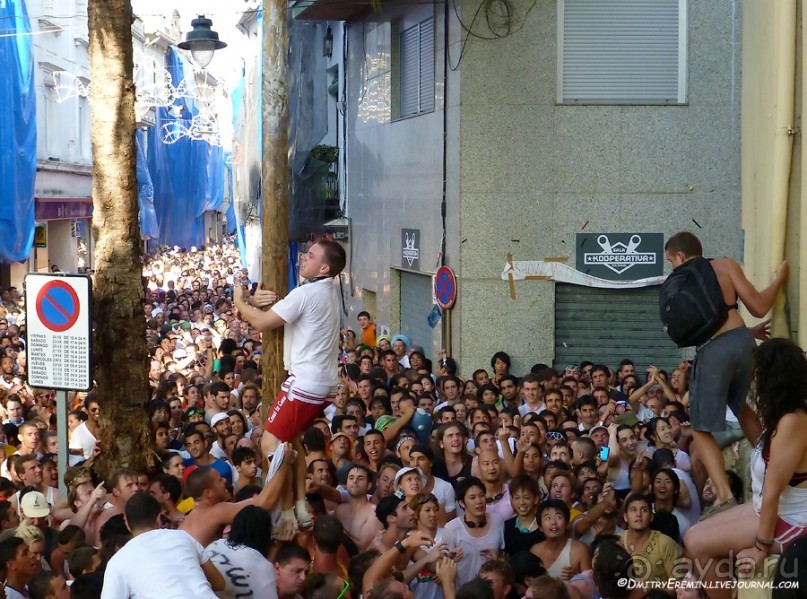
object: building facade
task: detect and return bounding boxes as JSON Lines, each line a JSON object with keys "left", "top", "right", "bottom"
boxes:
{"left": 308, "top": 0, "right": 742, "bottom": 375}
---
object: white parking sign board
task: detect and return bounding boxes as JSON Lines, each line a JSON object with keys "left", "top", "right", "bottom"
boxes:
{"left": 25, "top": 274, "right": 93, "bottom": 391}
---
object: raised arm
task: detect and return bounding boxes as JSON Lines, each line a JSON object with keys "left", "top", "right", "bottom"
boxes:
{"left": 362, "top": 531, "right": 433, "bottom": 596}
{"left": 381, "top": 404, "right": 416, "bottom": 445}
{"left": 233, "top": 284, "right": 287, "bottom": 332}
{"left": 726, "top": 258, "right": 788, "bottom": 318}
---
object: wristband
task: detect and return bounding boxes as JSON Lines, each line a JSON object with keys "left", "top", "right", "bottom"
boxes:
{"left": 395, "top": 540, "right": 406, "bottom": 554}
{"left": 754, "top": 542, "right": 770, "bottom": 554}
{"left": 756, "top": 537, "right": 774, "bottom": 546}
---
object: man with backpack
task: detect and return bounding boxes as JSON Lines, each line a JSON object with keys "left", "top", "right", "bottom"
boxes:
{"left": 660, "top": 231, "right": 788, "bottom": 518}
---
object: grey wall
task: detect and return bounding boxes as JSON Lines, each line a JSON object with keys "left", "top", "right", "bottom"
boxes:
{"left": 456, "top": 0, "right": 743, "bottom": 376}
{"left": 342, "top": 0, "right": 742, "bottom": 378}
{"left": 344, "top": 2, "right": 461, "bottom": 353}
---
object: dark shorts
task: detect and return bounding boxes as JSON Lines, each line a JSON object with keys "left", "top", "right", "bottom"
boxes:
{"left": 689, "top": 327, "right": 755, "bottom": 433}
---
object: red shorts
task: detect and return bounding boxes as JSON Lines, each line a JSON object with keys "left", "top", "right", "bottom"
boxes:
{"left": 263, "top": 376, "right": 336, "bottom": 442}
{"left": 775, "top": 517, "right": 807, "bottom": 549}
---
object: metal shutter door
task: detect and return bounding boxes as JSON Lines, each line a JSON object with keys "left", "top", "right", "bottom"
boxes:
{"left": 400, "top": 271, "right": 434, "bottom": 358}
{"left": 554, "top": 284, "right": 683, "bottom": 373}
{"left": 560, "top": 0, "right": 685, "bottom": 103}
{"left": 400, "top": 24, "right": 420, "bottom": 117}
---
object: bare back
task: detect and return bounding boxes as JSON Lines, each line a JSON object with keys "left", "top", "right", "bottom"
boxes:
{"left": 710, "top": 258, "right": 749, "bottom": 337}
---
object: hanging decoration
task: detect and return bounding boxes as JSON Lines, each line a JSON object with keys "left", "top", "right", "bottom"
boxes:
{"left": 50, "top": 62, "right": 228, "bottom": 147}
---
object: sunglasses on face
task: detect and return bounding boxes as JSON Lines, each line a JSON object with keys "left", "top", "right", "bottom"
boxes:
{"left": 546, "top": 431, "right": 565, "bottom": 441}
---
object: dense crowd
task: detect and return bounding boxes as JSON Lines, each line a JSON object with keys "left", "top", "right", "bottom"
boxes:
{"left": 0, "top": 236, "right": 804, "bottom": 599}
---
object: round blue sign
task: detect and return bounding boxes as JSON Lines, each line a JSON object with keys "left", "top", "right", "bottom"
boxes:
{"left": 434, "top": 266, "right": 457, "bottom": 310}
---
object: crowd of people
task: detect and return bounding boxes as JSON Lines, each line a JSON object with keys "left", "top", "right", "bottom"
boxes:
{"left": 0, "top": 234, "right": 803, "bottom": 599}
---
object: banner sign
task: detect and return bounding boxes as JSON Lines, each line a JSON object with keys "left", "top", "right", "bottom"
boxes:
{"left": 576, "top": 233, "right": 663, "bottom": 281}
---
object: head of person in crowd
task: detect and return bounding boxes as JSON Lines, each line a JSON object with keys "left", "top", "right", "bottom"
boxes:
{"left": 160, "top": 452, "right": 185, "bottom": 481}
{"left": 456, "top": 477, "right": 487, "bottom": 525}
{"left": 538, "top": 499, "right": 571, "bottom": 541}
{"left": 229, "top": 505, "right": 272, "bottom": 557}
{"left": 28, "top": 569, "right": 71, "bottom": 599}
{"left": 490, "top": 352, "right": 511, "bottom": 380}
{"left": 275, "top": 544, "right": 311, "bottom": 599}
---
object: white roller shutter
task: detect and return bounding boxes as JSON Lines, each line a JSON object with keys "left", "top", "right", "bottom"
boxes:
{"left": 558, "top": 0, "right": 687, "bottom": 104}
{"left": 399, "top": 18, "right": 435, "bottom": 118}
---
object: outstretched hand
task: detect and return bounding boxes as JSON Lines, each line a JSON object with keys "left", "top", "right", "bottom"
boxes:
{"left": 775, "top": 259, "right": 789, "bottom": 283}
{"left": 749, "top": 319, "right": 771, "bottom": 342}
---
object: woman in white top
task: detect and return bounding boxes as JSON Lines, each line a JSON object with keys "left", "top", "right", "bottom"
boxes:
{"left": 206, "top": 506, "right": 277, "bottom": 599}
{"left": 643, "top": 417, "right": 691, "bottom": 472}
{"left": 410, "top": 493, "right": 449, "bottom": 599}
{"left": 441, "top": 477, "right": 504, "bottom": 587}
{"left": 684, "top": 339, "right": 807, "bottom": 597}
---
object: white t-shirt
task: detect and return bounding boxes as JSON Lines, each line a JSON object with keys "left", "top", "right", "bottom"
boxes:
{"left": 206, "top": 539, "right": 278, "bottom": 599}
{"left": 69, "top": 422, "right": 97, "bottom": 459}
{"left": 431, "top": 476, "right": 457, "bottom": 514}
{"left": 519, "top": 402, "right": 546, "bottom": 417}
{"left": 102, "top": 529, "right": 219, "bottom": 599}
{"left": 672, "top": 467, "right": 700, "bottom": 537}
{"left": 442, "top": 514, "right": 505, "bottom": 586}
{"left": 271, "top": 278, "right": 339, "bottom": 387}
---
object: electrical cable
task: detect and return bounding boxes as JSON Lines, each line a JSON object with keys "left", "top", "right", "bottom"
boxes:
{"left": 447, "top": 0, "right": 536, "bottom": 71}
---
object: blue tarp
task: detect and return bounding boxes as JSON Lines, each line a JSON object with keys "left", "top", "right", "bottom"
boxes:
{"left": 136, "top": 130, "right": 159, "bottom": 240}
{"left": 0, "top": 0, "right": 36, "bottom": 263}
{"left": 147, "top": 47, "right": 224, "bottom": 249}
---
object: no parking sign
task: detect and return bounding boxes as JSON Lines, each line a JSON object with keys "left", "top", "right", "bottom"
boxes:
{"left": 25, "top": 274, "right": 93, "bottom": 391}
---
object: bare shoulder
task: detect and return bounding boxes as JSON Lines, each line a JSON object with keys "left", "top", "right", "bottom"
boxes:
{"left": 710, "top": 256, "right": 741, "bottom": 272}
{"left": 774, "top": 411, "right": 807, "bottom": 434}
{"left": 571, "top": 539, "right": 590, "bottom": 554}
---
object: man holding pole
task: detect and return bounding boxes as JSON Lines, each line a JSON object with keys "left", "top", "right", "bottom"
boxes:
{"left": 233, "top": 239, "right": 346, "bottom": 530}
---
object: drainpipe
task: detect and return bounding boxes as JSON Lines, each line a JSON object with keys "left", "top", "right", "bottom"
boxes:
{"left": 769, "top": 0, "right": 796, "bottom": 337}
{"left": 440, "top": 0, "right": 451, "bottom": 358}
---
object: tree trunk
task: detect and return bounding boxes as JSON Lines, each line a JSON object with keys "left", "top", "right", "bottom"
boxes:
{"left": 88, "top": 0, "right": 151, "bottom": 478}
{"left": 260, "top": 0, "right": 290, "bottom": 419}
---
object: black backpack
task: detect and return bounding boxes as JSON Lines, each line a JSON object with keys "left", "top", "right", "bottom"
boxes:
{"left": 659, "top": 256, "right": 729, "bottom": 348}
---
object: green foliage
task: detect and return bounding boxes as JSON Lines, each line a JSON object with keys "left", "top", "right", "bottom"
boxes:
{"left": 311, "top": 144, "right": 338, "bottom": 165}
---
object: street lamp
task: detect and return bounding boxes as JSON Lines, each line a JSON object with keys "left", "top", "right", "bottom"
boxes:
{"left": 178, "top": 15, "right": 227, "bottom": 69}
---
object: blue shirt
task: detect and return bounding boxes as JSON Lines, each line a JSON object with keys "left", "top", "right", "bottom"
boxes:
{"left": 184, "top": 457, "right": 233, "bottom": 485}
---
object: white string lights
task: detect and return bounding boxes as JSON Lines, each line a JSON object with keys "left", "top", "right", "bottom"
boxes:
{"left": 51, "top": 62, "right": 228, "bottom": 146}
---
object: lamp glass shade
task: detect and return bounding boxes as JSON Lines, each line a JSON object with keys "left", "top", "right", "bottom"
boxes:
{"left": 191, "top": 41, "right": 216, "bottom": 69}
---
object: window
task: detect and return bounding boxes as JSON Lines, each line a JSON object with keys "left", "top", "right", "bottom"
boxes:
{"left": 399, "top": 17, "right": 434, "bottom": 118}
{"left": 558, "top": 0, "right": 687, "bottom": 104}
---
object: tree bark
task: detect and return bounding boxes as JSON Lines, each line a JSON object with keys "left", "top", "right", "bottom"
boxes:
{"left": 88, "top": 0, "right": 151, "bottom": 478}
{"left": 260, "top": 0, "right": 290, "bottom": 420}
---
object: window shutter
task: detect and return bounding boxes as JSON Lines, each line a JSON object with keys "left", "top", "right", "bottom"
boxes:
{"left": 419, "top": 18, "right": 435, "bottom": 112}
{"left": 559, "top": 0, "right": 686, "bottom": 103}
{"left": 400, "top": 24, "right": 420, "bottom": 117}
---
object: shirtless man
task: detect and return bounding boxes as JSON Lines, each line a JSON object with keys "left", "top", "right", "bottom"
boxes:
{"left": 530, "top": 499, "right": 591, "bottom": 581}
{"left": 179, "top": 446, "right": 291, "bottom": 546}
{"left": 664, "top": 232, "right": 788, "bottom": 516}
{"left": 92, "top": 469, "right": 140, "bottom": 547}
{"left": 60, "top": 480, "right": 107, "bottom": 543}
{"left": 371, "top": 495, "right": 418, "bottom": 570}
{"left": 335, "top": 465, "right": 382, "bottom": 551}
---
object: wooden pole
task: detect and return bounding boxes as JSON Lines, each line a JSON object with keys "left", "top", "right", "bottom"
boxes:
{"left": 259, "top": 0, "right": 290, "bottom": 423}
